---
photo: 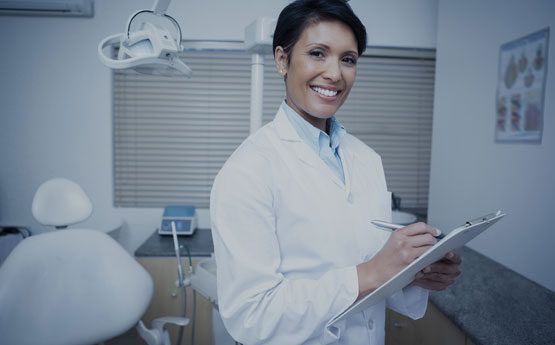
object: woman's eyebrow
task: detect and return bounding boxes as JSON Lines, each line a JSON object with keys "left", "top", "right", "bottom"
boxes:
{"left": 305, "top": 43, "right": 358, "bottom": 56}
{"left": 306, "top": 42, "right": 330, "bottom": 50}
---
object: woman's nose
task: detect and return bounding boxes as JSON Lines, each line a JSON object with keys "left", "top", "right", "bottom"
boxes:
{"left": 322, "top": 60, "right": 341, "bottom": 82}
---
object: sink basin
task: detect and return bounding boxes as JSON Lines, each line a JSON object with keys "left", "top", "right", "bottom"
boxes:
{"left": 392, "top": 210, "right": 417, "bottom": 225}
{"left": 191, "top": 257, "right": 218, "bottom": 305}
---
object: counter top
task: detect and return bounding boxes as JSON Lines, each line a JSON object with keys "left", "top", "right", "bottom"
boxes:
{"left": 134, "top": 228, "right": 555, "bottom": 344}
{"left": 430, "top": 246, "right": 555, "bottom": 345}
{"left": 134, "top": 228, "right": 213, "bottom": 257}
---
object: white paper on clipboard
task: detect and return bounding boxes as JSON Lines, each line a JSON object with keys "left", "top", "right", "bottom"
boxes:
{"left": 327, "top": 210, "right": 506, "bottom": 328}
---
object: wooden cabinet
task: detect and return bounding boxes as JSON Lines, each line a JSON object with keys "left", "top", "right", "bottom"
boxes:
{"left": 136, "top": 257, "right": 212, "bottom": 345}
{"left": 136, "top": 256, "right": 476, "bottom": 345}
{"left": 386, "top": 302, "right": 476, "bottom": 345}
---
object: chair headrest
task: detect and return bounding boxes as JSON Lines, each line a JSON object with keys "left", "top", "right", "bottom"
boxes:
{"left": 32, "top": 178, "right": 93, "bottom": 227}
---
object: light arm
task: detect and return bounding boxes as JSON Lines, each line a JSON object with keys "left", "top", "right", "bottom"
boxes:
{"left": 152, "top": 0, "right": 171, "bottom": 15}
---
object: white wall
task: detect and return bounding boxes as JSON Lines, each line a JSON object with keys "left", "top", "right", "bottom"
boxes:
{"left": 429, "top": 0, "right": 555, "bottom": 291}
{"left": 0, "top": 0, "right": 438, "bottom": 253}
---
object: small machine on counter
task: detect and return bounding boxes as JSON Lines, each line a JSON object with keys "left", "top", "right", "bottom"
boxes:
{"left": 158, "top": 206, "right": 197, "bottom": 236}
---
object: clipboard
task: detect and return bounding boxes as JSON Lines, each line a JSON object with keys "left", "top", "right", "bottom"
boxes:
{"left": 327, "top": 210, "right": 506, "bottom": 328}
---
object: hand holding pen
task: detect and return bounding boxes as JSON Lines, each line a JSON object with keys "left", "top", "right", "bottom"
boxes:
{"left": 370, "top": 220, "right": 461, "bottom": 291}
{"left": 356, "top": 221, "right": 440, "bottom": 299}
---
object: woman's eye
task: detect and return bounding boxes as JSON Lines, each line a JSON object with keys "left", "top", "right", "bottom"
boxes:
{"left": 310, "top": 50, "right": 324, "bottom": 58}
{"left": 343, "top": 56, "right": 357, "bottom": 65}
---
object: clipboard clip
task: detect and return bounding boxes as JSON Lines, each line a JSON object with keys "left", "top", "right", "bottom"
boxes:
{"left": 464, "top": 210, "right": 504, "bottom": 227}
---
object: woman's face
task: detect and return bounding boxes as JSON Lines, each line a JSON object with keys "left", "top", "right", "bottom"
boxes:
{"left": 275, "top": 20, "right": 359, "bottom": 131}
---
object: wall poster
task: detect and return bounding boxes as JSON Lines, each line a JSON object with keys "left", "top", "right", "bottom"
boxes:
{"left": 495, "top": 27, "right": 549, "bottom": 144}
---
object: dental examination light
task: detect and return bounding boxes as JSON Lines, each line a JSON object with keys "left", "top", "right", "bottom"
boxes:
{"left": 98, "top": 0, "right": 192, "bottom": 77}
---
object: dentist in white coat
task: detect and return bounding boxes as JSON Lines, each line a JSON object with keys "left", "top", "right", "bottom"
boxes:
{"left": 210, "top": 1, "right": 462, "bottom": 344}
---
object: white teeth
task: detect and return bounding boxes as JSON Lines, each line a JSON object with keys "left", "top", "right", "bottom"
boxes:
{"left": 311, "top": 86, "right": 338, "bottom": 97}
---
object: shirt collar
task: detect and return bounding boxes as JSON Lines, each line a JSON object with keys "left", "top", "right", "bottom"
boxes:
{"left": 328, "top": 114, "right": 346, "bottom": 151}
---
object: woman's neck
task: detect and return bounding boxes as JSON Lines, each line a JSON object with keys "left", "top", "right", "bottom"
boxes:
{"left": 285, "top": 100, "right": 328, "bottom": 132}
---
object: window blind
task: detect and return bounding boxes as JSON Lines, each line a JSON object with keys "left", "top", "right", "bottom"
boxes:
{"left": 113, "top": 46, "right": 252, "bottom": 207}
{"left": 113, "top": 43, "right": 434, "bottom": 209}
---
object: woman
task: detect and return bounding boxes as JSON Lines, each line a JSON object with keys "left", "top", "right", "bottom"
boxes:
{"left": 210, "top": 1, "right": 461, "bottom": 344}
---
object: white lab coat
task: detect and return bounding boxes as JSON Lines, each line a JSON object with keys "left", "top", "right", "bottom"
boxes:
{"left": 210, "top": 106, "right": 428, "bottom": 345}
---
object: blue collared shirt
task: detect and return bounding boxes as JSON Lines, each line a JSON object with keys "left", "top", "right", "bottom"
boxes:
{"left": 282, "top": 101, "right": 346, "bottom": 184}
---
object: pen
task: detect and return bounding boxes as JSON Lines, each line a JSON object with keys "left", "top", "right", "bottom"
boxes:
{"left": 371, "top": 220, "right": 444, "bottom": 238}
{"left": 371, "top": 220, "right": 404, "bottom": 232}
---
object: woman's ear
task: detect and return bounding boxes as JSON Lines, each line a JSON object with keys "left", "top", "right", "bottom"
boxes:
{"left": 274, "top": 46, "right": 287, "bottom": 77}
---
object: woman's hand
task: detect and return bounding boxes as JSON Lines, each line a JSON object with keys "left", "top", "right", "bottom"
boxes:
{"left": 412, "top": 250, "right": 462, "bottom": 291}
{"left": 357, "top": 222, "right": 440, "bottom": 299}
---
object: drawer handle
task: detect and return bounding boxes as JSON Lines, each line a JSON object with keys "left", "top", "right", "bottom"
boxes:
{"left": 393, "top": 322, "right": 406, "bottom": 328}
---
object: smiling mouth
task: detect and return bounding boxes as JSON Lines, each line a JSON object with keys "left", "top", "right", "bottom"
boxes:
{"left": 310, "top": 86, "right": 340, "bottom": 97}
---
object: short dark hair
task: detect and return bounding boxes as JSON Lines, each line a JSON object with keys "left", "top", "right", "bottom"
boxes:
{"left": 273, "top": 0, "right": 367, "bottom": 64}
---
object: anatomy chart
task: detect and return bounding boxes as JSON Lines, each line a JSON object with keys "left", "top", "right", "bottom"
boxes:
{"left": 496, "top": 28, "right": 549, "bottom": 143}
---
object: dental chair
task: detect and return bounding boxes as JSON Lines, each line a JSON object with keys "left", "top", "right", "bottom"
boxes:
{"left": 0, "top": 178, "right": 188, "bottom": 345}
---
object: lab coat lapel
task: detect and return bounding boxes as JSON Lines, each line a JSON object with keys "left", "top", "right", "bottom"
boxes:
{"left": 273, "top": 108, "right": 347, "bottom": 190}
{"left": 338, "top": 145, "right": 354, "bottom": 201}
